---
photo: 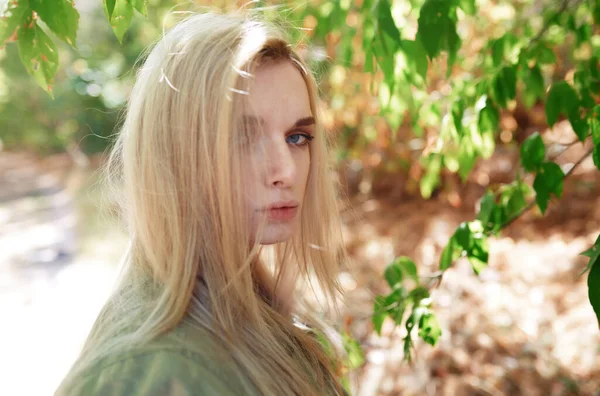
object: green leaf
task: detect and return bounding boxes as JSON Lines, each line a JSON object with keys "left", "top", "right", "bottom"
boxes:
{"left": 491, "top": 33, "right": 518, "bottom": 67}
{"left": 591, "top": 112, "right": 600, "bottom": 171}
{"left": 106, "top": 0, "right": 134, "bottom": 43}
{"left": 403, "top": 334, "right": 413, "bottom": 362}
{"left": 376, "top": 0, "right": 400, "bottom": 45}
{"left": 440, "top": 236, "right": 459, "bottom": 270}
{"left": 491, "top": 65, "right": 517, "bottom": 109}
{"left": 520, "top": 132, "right": 545, "bottom": 172}
{"left": 458, "top": 133, "right": 477, "bottom": 180}
{"left": 477, "top": 191, "right": 507, "bottom": 233}
{"left": 373, "top": 37, "right": 395, "bottom": 86}
{"left": 364, "top": 45, "right": 375, "bottom": 73}
{"left": 342, "top": 332, "right": 365, "bottom": 369}
{"left": 522, "top": 64, "right": 545, "bottom": 109}
{"left": 491, "top": 37, "right": 504, "bottom": 68}
{"left": 568, "top": 107, "right": 588, "bottom": 141}
{"left": 589, "top": 256, "right": 600, "bottom": 329}
{"left": 384, "top": 261, "right": 403, "bottom": 288}
{"left": 448, "top": 221, "right": 490, "bottom": 274}
{"left": 477, "top": 98, "right": 499, "bottom": 133}
{"left": 468, "top": 232, "right": 489, "bottom": 274}
{"left": 491, "top": 73, "right": 507, "bottom": 108}
{"left": 501, "top": 65, "right": 517, "bottom": 101}
{"left": 500, "top": 180, "right": 529, "bottom": 220}
{"left": 452, "top": 99, "right": 464, "bottom": 135}
{"left": 401, "top": 39, "right": 428, "bottom": 82}
{"left": 566, "top": 14, "right": 577, "bottom": 32}
{"left": 454, "top": 221, "right": 472, "bottom": 250}
{"left": 534, "top": 44, "right": 556, "bottom": 65}
{"left": 0, "top": 0, "right": 30, "bottom": 45}
{"left": 397, "top": 256, "right": 419, "bottom": 283}
{"left": 477, "top": 191, "right": 496, "bottom": 225}
{"left": 372, "top": 296, "right": 386, "bottom": 335}
{"left": 130, "top": 0, "right": 147, "bottom": 16}
{"left": 455, "top": 0, "right": 475, "bottom": 15}
{"left": 417, "top": 0, "right": 460, "bottom": 60}
{"left": 385, "top": 287, "right": 408, "bottom": 324}
{"left": 339, "top": 27, "right": 355, "bottom": 66}
{"left": 546, "top": 81, "right": 579, "bottom": 127}
{"left": 105, "top": 0, "right": 116, "bottom": 20}
{"left": 575, "top": 24, "right": 592, "bottom": 47}
{"left": 408, "top": 286, "right": 430, "bottom": 302}
{"left": 31, "top": 0, "right": 79, "bottom": 48}
{"left": 420, "top": 153, "right": 442, "bottom": 199}
{"left": 579, "top": 235, "right": 600, "bottom": 276}
{"left": 579, "top": 88, "right": 596, "bottom": 110}
{"left": 418, "top": 311, "right": 442, "bottom": 345}
{"left": 583, "top": 234, "right": 600, "bottom": 327}
{"left": 533, "top": 161, "right": 564, "bottom": 214}
{"left": 17, "top": 16, "right": 58, "bottom": 97}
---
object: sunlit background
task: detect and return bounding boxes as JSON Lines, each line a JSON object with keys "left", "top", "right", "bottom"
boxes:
{"left": 1, "top": 0, "right": 599, "bottom": 395}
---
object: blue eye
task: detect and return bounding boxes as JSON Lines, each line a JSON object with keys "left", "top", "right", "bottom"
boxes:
{"left": 286, "top": 132, "right": 314, "bottom": 147}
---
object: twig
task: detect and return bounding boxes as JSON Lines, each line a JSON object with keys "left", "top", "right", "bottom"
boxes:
{"left": 528, "top": 0, "right": 572, "bottom": 47}
{"left": 549, "top": 139, "right": 582, "bottom": 162}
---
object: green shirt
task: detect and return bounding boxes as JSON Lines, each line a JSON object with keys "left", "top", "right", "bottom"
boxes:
{"left": 56, "top": 321, "right": 261, "bottom": 396}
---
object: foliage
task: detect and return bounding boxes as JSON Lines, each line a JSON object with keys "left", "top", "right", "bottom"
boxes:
{"left": 1, "top": 0, "right": 599, "bottom": 371}
{"left": 297, "top": 0, "right": 600, "bottom": 362}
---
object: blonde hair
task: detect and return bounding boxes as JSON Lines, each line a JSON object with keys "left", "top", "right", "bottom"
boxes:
{"left": 59, "top": 10, "right": 348, "bottom": 396}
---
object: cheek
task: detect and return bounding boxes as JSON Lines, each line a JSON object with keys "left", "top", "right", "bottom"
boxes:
{"left": 298, "top": 149, "right": 311, "bottom": 189}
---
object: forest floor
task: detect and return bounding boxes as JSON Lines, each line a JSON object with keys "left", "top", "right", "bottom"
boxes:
{"left": 0, "top": 132, "right": 599, "bottom": 395}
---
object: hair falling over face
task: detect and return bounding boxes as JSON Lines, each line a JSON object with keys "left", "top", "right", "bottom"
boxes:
{"left": 58, "top": 10, "right": 350, "bottom": 396}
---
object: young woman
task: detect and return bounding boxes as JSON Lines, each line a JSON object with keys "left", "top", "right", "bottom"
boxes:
{"left": 56, "top": 10, "right": 350, "bottom": 396}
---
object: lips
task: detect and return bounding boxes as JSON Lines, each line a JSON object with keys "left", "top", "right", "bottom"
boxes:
{"left": 266, "top": 200, "right": 299, "bottom": 210}
{"left": 261, "top": 201, "right": 299, "bottom": 221}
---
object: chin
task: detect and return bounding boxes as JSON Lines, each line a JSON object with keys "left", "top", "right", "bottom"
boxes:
{"left": 258, "top": 223, "right": 297, "bottom": 245}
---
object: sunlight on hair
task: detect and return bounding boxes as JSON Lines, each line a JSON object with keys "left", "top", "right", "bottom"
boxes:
{"left": 235, "top": 22, "right": 268, "bottom": 68}
{"left": 159, "top": 68, "right": 179, "bottom": 92}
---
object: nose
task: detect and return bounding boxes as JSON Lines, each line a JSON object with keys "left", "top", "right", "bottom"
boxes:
{"left": 265, "top": 139, "right": 296, "bottom": 188}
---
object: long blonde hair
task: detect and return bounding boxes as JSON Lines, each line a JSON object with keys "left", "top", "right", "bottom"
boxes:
{"left": 59, "top": 10, "right": 348, "bottom": 396}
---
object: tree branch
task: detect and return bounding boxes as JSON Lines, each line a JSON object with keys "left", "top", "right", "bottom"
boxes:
{"left": 528, "top": 0, "right": 572, "bottom": 46}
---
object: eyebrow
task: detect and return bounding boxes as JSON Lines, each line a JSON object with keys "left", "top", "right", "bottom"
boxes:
{"left": 240, "top": 115, "right": 315, "bottom": 130}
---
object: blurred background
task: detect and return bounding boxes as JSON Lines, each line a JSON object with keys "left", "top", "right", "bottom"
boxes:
{"left": 1, "top": 0, "right": 599, "bottom": 395}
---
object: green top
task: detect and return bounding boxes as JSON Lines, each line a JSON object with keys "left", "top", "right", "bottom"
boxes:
{"left": 56, "top": 320, "right": 261, "bottom": 396}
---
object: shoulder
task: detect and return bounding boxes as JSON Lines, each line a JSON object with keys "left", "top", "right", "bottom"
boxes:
{"left": 57, "top": 343, "right": 253, "bottom": 396}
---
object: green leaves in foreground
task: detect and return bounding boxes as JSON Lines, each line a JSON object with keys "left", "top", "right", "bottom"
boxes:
{"left": 520, "top": 133, "right": 564, "bottom": 214}
{"left": 0, "top": 0, "right": 78, "bottom": 95}
{"left": 521, "top": 132, "right": 545, "bottom": 172}
{"left": 417, "top": 0, "right": 461, "bottom": 71}
{"left": 104, "top": 0, "right": 134, "bottom": 43}
{"left": 17, "top": 15, "right": 59, "bottom": 97}
{"left": 103, "top": 0, "right": 147, "bottom": 43}
{"left": 31, "top": 0, "right": 79, "bottom": 48}
{"left": 533, "top": 162, "right": 564, "bottom": 214}
{"left": 591, "top": 108, "right": 600, "bottom": 171}
{"left": 373, "top": 256, "right": 441, "bottom": 361}
{"left": 442, "top": 180, "right": 530, "bottom": 273}
{"left": 546, "top": 81, "right": 588, "bottom": 141}
{"left": 1, "top": 0, "right": 145, "bottom": 95}
{"left": 440, "top": 220, "right": 489, "bottom": 274}
{"left": 579, "top": 235, "right": 600, "bottom": 328}
{"left": 0, "top": 0, "right": 30, "bottom": 44}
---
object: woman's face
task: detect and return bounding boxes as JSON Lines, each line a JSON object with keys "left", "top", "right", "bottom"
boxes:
{"left": 240, "top": 60, "right": 313, "bottom": 245}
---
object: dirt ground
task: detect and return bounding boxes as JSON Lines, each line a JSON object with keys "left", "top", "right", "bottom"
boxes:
{"left": 0, "top": 140, "right": 599, "bottom": 395}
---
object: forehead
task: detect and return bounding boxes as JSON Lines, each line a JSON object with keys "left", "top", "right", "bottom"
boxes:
{"left": 242, "top": 60, "right": 312, "bottom": 126}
